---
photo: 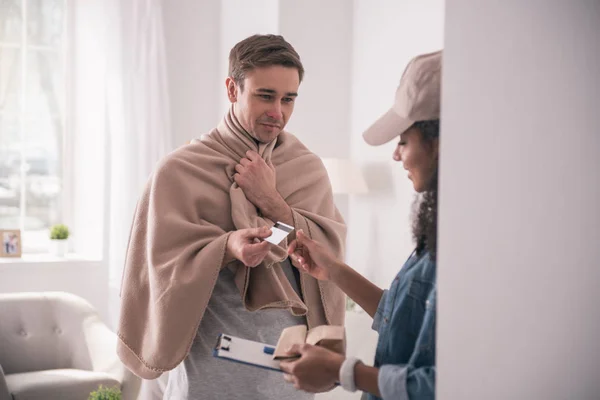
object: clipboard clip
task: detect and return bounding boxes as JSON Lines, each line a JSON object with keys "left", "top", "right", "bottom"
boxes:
{"left": 214, "top": 334, "right": 232, "bottom": 352}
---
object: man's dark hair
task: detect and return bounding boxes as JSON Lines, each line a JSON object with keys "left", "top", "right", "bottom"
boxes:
{"left": 228, "top": 34, "right": 304, "bottom": 90}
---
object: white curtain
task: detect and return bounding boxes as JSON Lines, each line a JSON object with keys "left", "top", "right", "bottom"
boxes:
{"left": 102, "top": 0, "right": 173, "bottom": 361}
{"left": 102, "top": 1, "right": 173, "bottom": 398}
{"left": 104, "top": 0, "right": 173, "bottom": 289}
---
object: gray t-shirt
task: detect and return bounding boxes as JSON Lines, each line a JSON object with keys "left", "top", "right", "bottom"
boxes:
{"left": 163, "top": 258, "right": 314, "bottom": 400}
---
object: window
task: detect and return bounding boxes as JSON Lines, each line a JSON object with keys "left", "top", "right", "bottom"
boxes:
{"left": 0, "top": 0, "right": 67, "bottom": 253}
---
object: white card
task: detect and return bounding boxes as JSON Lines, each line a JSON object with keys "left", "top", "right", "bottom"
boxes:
{"left": 264, "top": 222, "right": 294, "bottom": 245}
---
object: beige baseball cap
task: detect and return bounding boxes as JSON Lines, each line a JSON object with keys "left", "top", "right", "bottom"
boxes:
{"left": 363, "top": 50, "right": 442, "bottom": 146}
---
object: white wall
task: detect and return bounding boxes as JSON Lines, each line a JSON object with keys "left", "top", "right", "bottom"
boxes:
{"left": 0, "top": 257, "right": 108, "bottom": 322}
{"left": 278, "top": 0, "right": 353, "bottom": 160}
{"left": 162, "top": 0, "right": 221, "bottom": 146}
{"left": 219, "top": 0, "right": 280, "bottom": 118}
{"left": 348, "top": 0, "right": 445, "bottom": 286}
{"left": 439, "top": 1, "right": 600, "bottom": 399}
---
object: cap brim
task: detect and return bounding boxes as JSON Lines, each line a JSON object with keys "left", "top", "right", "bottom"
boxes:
{"left": 362, "top": 108, "right": 414, "bottom": 146}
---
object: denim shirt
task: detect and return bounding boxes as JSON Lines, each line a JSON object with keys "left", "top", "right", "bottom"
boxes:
{"left": 368, "top": 251, "right": 436, "bottom": 400}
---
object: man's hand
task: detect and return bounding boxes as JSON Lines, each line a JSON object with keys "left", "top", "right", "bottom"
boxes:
{"left": 280, "top": 344, "right": 344, "bottom": 393}
{"left": 224, "top": 226, "right": 272, "bottom": 267}
{"left": 233, "top": 151, "right": 294, "bottom": 225}
{"left": 234, "top": 150, "right": 280, "bottom": 211}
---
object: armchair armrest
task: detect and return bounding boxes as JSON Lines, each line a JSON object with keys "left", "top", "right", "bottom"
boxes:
{"left": 0, "top": 364, "right": 11, "bottom": 400}
{"left": 81, "top": 316, "right": 141, "bottom": 400}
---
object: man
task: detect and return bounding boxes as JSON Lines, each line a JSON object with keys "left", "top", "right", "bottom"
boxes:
{"left": 117, "top": 34, "right": 347, "bottom": 400}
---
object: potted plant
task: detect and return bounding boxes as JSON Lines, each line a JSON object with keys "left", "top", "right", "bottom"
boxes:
{"left": 88, "top": 385, "right": 121, "bottom": 400}
{"left": 49, "top": 223, "right": 70, "bottom": 257}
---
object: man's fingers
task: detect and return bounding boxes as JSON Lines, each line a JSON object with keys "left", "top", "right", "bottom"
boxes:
{"left": 240, "top": 158, "right": 251, "bottom": 167}
{"left": 256, "top": 227, "right": 273, "bottom": 239}
{"left": 242, "top": 242, "right": 270, "bottom": 267}
{"left": 244, "top": 226, "right": 271, "bottom": 238}
{"left": 247, "top": 240, "right": 270, "bottom": 255}
{"left": 234, "top": 164, "right": 245, "bottom": 174}
{"left": 245, "top": 150, "right": 260, "bottom": 161}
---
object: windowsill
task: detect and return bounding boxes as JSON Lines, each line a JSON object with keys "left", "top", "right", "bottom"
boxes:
{"left": 0, "top": 253, "right": 102, "bottom": 266}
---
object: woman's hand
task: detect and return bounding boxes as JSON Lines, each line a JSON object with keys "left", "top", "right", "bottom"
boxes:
{"left": 287, "top": 230, "right": 343, "bottom": 281}
{"left": 280, "top": 344, "right": 344, "bottom": 393}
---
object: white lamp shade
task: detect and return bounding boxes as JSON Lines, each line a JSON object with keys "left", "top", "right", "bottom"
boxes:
{"left": 321, "top": 158, "right": 369, "bottom": 195}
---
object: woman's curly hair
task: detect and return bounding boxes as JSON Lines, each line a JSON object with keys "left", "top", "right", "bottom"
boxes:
{"left": 411, "top": 120, "right": 440, "bottom": 261}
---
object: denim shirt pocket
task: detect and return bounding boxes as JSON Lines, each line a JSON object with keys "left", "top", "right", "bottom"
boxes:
{"left": 420, "top": 289, "right": 437, "bottom": 354}
{"left": 406, "top": 278, "right": 435, "bottom": 338}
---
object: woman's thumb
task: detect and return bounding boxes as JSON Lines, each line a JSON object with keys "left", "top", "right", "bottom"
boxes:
{"left": 297, "top": 230, "right": 313, "bottom": 248}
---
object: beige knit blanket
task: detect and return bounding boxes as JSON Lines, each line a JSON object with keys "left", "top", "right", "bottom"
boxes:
{"left": 117, "top": 108, "right": 347, "bottom": 379}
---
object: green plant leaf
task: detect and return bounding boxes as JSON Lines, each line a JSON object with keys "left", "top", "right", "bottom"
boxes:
{"left": 49, "top": 223, "right": 70, "bottom": 240}
{"left": 88, "top": 384, "right": 122, "bottom": 400}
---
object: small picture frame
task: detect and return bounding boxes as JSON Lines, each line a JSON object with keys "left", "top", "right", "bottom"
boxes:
{"left": 0, "top": 229, "right": 22, "bottom": 258}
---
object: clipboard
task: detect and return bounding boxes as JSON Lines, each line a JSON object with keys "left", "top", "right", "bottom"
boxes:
{"left": 213, "top": 333, "right": 284, "bottom": 373}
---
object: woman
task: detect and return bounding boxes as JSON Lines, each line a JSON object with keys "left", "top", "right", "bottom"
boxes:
{"left": 280, "top": 50, "right": 442, "bottom": 400}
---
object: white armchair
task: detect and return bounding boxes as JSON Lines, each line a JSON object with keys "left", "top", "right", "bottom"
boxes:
{"left": 0, "top": 292, "right": 140, "bottom": 400}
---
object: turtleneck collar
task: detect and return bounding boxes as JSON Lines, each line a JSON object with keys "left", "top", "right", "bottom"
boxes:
{"left": 216, "top": 105, "right": 278, "bottom": 161}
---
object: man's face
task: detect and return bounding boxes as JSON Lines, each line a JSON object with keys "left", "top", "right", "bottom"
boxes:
{"left": 226, "top": 65, "right": 300, "bottom": 143}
